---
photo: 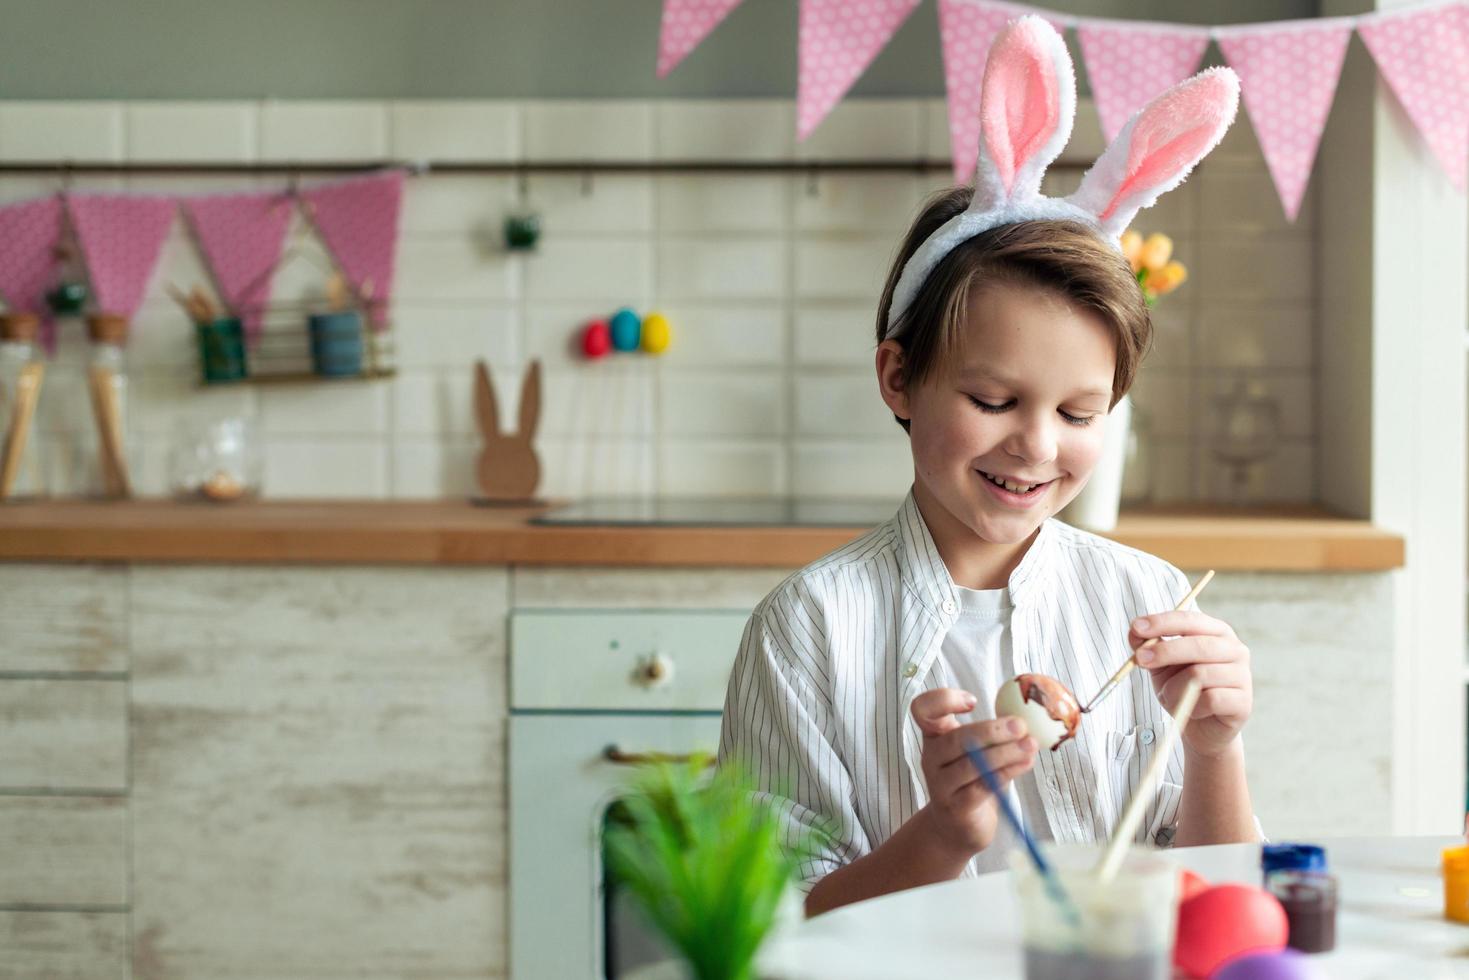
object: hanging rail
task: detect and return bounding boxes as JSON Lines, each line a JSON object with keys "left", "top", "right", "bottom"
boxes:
{"left": 0, "top": 159, "right": 1085, "bottom": 176}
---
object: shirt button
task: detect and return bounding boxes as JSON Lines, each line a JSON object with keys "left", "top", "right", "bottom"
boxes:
{"left": 903, "top": 662, "right": 919, "bottom": 678}
{"left": 1140, "top": 728, "right": 1156, "bottom": 746}
{"left": 942, "top": 599, "right": 957, "bottom": 615}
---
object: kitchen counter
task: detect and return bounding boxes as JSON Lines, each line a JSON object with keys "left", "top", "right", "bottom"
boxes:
{"left": 0, "top": 499, "right": 1404, "bottom": 570}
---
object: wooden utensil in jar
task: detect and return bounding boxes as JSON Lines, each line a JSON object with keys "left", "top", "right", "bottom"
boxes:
{"left": 0, "top": 361, "right": 44, "bottom": 499}
{"left": 87, "top": 365, "right": 131, "bottom": 497}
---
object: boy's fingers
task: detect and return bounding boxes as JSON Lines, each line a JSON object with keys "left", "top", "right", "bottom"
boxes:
{"left": 932, "top": 719, "right": 1028, "bottom": 766}
{"left": 911, "top": 687, "right": 978, "bottom": 737}
{"left": 1133, "top": 634, "right": 1241, "bottom": 669}
{"left": 1130, "top": 610, "right": 1231, "bottom": 640}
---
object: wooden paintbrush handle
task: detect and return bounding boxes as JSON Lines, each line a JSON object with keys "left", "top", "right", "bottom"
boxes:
{"left": 0, "top": 363, "right": 43, "bottom": 499}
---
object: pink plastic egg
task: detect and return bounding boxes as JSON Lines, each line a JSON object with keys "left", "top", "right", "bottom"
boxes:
{"left": 1175, "top": 883, "right": 1288, "bottom": 978}
{"left": 1180, "top": 868, "right": 1210, "bottom": 902}
{"left": 582, "top": 319, "right": 611, "bottom": 359}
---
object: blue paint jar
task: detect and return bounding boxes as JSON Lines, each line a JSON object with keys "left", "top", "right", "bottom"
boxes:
{"left": 308, "top": 311, "right": 364, "bottom": 377}
{"left": 1262, "top": 843, "right": 1326, "bottom": 883}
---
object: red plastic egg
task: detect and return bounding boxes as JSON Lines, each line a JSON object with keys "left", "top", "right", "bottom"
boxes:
{"left": 582, "top": 319, "right": 611, "bottom": 358}
{"left": 1180, "top": 868, "right": 1210, "bottom": 902}
{"left": 1175, "top": 883, "right": 1287, "bottom": 978}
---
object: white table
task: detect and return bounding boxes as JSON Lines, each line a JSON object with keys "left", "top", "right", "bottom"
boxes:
{"left": 758, "top": 837, "right": 1469, "bottom": 979}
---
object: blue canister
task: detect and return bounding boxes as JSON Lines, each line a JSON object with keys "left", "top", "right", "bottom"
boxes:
{"left": 1262, "top": 843, "right": 1326, "bottom": 882}
{"left": 308, "top": 310, "right": 364, "bottom": 377}
{"left": 196, "top": 317, "right": 247, "bottom": 383}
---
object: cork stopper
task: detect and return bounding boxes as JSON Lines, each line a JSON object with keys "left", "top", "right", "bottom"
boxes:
{"left": 87, "top": 313, "right": 129, "bottom": 345}
{"left": 0, "top": 312, "right": 39, "bottom": 343}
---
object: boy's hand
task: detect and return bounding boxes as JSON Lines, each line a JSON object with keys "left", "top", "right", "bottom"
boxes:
{"left": 1129, "top": 611, "right": 1252, "bottom": 758}
{"left": 910, "top": 688, "right": 1038, "bottom": 860}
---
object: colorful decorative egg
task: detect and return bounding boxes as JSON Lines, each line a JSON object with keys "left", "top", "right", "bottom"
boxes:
{"left": 640, "top": 312, "right": 672, "bottom": 355}
{"left": 1180, "top": 868, "right": 1210, "bottom": 902}
{"left": 609, "top": 307, "right": 641, "bottom": 352}
{"left": 1211, "top": 949, "right": 1326, "bottom": 980}
{"left": 994, "top": 674, "right": 1081, "bottom": 750}
{"left": 582, "top": 319, "right": 611, "bottom": 359}
{"left": 1175, "top": 883, "right": 1288, "bottom": 978}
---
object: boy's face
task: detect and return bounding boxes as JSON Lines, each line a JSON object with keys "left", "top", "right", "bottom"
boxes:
{"left": 879, "top": 282, "right": 1117, "bottom": 548}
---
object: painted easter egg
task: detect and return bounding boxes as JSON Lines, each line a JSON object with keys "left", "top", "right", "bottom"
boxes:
{"left": 1211, "top": 949, "right": 1326, "bottom": 980}
{"left": 582, "top": 319, "right": 611, "bottom": 359}
{"left": 609, "top": 307, "right": 641, "bottom": 352}
{"left": 1175, "top": 883, "right": 1288, "bottom": 978}
{"left": 994, "top": 674, "right": 1080, "bottom": 750}
{"left": 640, "top": 312, "right": 672, "bottom": 354}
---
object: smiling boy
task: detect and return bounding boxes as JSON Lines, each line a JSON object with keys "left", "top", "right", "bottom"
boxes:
{"left": 717, "top": 16, "right": 1259, "bottom": 917}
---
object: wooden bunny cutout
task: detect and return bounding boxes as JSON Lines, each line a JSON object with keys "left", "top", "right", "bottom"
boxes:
{"left": 474, "top": 359, "right": 541, "bottom": 502}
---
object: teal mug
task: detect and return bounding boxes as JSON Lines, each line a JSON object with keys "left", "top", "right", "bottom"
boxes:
{"left": 308, "top": 311, "right": 364, "bottom": 377}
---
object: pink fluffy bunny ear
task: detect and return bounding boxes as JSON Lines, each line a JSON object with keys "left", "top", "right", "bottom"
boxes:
{"left": 970, "top": 15, "right": 1076, "bottom": 214}
{"left": 1069, "top": 67, "right": 1240, "bottom": 239}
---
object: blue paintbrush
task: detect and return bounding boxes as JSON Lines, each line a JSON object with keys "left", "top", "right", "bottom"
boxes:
{"left": 962, "top": 738, "right": 1080, "bottom": 927}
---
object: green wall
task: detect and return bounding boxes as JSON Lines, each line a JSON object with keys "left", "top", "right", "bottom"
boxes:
{"left": 0, "top": 0, "right": 1316, "bottom": 99}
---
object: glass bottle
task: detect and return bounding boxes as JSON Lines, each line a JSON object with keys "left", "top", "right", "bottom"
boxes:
{"left": 0, "top": 313, "right": 47, "bottom": 499}
{"left": 81, "top": 313, "right": 132, "bottom": 498}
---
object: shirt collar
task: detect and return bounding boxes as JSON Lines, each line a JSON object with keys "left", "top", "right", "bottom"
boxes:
{"left": 893, "top": 488, "right": 1057, "bottom": 617}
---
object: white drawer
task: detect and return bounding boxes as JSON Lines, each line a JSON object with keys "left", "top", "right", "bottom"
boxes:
{"left": 510, "top": 610, "right": 749, "bottom": 711}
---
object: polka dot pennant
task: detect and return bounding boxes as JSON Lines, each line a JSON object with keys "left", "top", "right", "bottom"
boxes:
{"left": 938, "top": 0, "right": 1066, "bottom": 184}
{"left": 0, "top": 196, "right": 62, "bottom": 348}
{"left": 1358, "top": 4, "right": 1469, "bottom": 192}
{"left": 1216, "top": 19, "right": 1353, "bottom": 223}
{"left": 300, "top": 171, "right": 404, "bottom": 330}
{"left": 1077, "top": 21, "right": 1210, "bottom": 143}
{"left": 66, "top": 193, "right": 176, "bottom": 322}
{"left": 182, "top": 190, "right": 293, "bottom": 340}
{"left": 797, "top": 0, "right": 923, "bottom": 141}
{"left": 657, "top": 0, "right": 746, "bottom": 78}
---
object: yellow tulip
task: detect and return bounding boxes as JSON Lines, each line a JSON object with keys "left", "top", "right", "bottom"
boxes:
{"left": 1151, "top": 261, "right": 1189, "bottom": 295}
{"left": 1140, "top": 232, "right": 1173, "bottom": 273}
{"left": 1120, "top": 230, "right": 1144, "bottom": 271}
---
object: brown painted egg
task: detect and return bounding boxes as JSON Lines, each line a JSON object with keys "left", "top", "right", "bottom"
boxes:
{"left": 994, "top": 673, "right": 1082, "bottom": 750}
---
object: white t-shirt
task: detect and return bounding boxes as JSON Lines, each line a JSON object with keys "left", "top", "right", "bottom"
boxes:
{"left": 938, "top": 584, "right": 1054, "bottom": 875}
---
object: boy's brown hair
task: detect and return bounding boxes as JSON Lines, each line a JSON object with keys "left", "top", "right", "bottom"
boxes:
{"left": 876, "top": 186, "right": 1152, "bottom": 430}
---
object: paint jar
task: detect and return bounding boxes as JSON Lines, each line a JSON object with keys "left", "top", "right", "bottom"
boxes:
{"left": 1262, "top": 843, "right": 1326, "bottom": 884}
{"left": 308, "top": 310, "right": 364, "bottom": 377}
{"left": 1445, "top": 845, "right": 1469, "bottom": 925}
{"left": 1266, "top": 870, "right": 1337, "bottom": 952}
{"left": 1013, "top": 845, "right": 1177, "bottom": 980}
{"left": 196, "top": 317, "right": 247, "bottom": 384}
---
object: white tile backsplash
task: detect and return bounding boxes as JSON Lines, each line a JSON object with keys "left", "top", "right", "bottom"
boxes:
{"left": 259, "top": 102, "right": 388, "bottom": 161}
{"left": 388, "top": 101, "right": 519, "bottom": 161}
{"left": 795, "top": 99, "right": 924, "bottom": 161}
{"left": 657, "top": 239, "right": 786, "bottom": 301}
{"left": 14, "top": 96, "right": 1317, "bottom": 503}
{"left": 656, "top": 101, "right": 793, "bottom": 161}
{"left": 127, "top": 103, "right": 258, "bottom": 162}
{"left": 523, "top": 101, "right": 653, "bottom": 161}
{"left": 0, "top": 103, "right": 125, "bottom": 161}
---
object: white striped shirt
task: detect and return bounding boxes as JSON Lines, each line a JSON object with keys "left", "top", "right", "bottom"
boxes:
{"left": 718, "top": 490, "right": 1194, "bottom": 889}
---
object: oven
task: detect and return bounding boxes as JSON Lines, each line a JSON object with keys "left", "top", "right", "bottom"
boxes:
{"left": 508, "top": 609, "right": 748, "bottom": 979}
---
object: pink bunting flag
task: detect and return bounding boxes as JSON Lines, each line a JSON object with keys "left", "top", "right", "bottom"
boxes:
{"left": 1358, "top": 4, "right": 1469, "bottom": 191}
{"left": 797, "top": 0, "right": 923, "bottom": 141}
{"left": 300, "top": 171, "right": 404, "bottom": 329}
{"left": 657, "top": 0, "right": 745, "bottom": 77}
{"left": 937, "top": 0, "right": 1065, "bottom": 183}
{"left": 1077, "top": 20, "right": 1211, "bottom": 142}
{"left": 1216, "top": 19, "right": 1353, "bottom": 222}
{"left": 66, "top": 194, "right": 176, "bottom": 323}
{"left": 182, "top": 190, "right": 293, "bottom": 340}
{"left": 0, "top": 196, "right": 62, "bottom": 340}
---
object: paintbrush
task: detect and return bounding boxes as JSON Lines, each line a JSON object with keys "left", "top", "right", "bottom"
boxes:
{"left": 962, "top": 738, "right": 1080, "bottom": 927}
{"left": 1081, "top": 570, "right": 1215, "bottom": 714}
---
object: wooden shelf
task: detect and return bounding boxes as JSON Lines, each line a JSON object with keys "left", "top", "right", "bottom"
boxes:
{"left": 0, "top": 499, "right": 1405, "bottom": 570}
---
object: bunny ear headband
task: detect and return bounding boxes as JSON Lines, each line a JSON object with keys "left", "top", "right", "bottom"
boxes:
{"left": 885, "top": 15, "right": 1240, "bottom": 339}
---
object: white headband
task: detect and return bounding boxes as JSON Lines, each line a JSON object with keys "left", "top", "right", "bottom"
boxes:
{"left": 885, "top": 16, "right": 1239, "bottom": 339}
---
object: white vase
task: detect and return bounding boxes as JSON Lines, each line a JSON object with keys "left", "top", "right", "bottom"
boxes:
{"left": 1061, "top": 394, "right": 1131, "bottom": 532}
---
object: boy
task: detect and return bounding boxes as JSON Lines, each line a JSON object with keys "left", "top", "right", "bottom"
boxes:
{"left": 718, "top": 17, "right": 1258, "bottom": 917}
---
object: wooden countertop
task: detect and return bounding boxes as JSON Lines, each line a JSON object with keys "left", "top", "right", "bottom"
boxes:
{"left": 0, "top": 499, "right": 1404, "bottom": 570}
